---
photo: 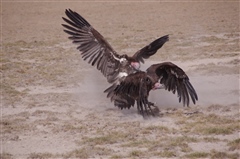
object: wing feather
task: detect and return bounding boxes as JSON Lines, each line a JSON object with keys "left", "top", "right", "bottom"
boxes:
{"left": 147, "top": 62, "right": 198, "bottom": 106}
{"left": 105, "top": 71, "right": 154, "bottom": 116}
{"left": 105, "top": 72, "right": 147, "bottom": 98}
{"left": 132, "top": 35, "right": 169, "bottom": 63}
{"left": 185, "top": 80, "right": 198, "bottom": 104}
{"left": 92, "top": 50, "right": 103, "bottom": 66}
{"left": 62, "top": 9, "right": 122, "bottom": 83}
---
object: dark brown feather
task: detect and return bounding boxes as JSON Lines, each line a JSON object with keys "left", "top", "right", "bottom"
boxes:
{"left": 132, "top": 35, "right": 169, "bottom": 63}
{"left": 62, "top": 9, "right": 169, "bottom": 84}
{"left": 62, "top": 9, "right": 122, "bottom": 83}
{"left": 147, "top": 62, "right": 198, "bottom": 107}
{"left": 105, "top": 62, "right": 198, "bottom": 116}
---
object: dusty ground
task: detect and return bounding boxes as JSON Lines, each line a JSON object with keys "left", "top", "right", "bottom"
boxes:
{"left": 1, "top": 1, "right": 240, "bottom": 159}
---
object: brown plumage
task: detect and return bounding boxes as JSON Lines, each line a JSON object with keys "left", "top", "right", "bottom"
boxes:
{"left": 61, "top": 9, "right": 196, "bottom": 117}
{"left": 105, "top": 62, "right": 198, "bottom": 116}
{"left": 62, "top": 9, "right": 169, "bottom": 84}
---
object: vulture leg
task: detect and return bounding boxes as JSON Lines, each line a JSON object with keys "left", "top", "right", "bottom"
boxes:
{"left": 137, "top": 99, "right": 144, "bottom": 117}
{"left": 143, "top": 97, "right": 152, "bottom": 116}
{"left": 147, "top": 101, "right": 160, "bottom": 116}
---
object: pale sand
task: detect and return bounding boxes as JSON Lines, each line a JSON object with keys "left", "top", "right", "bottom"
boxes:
{"left": 2, "top": 1, "right": 239, "bottom": 158}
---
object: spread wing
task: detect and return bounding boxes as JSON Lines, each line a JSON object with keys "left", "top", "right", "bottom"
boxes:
{"left": 132, "top": 35, "right": 169, "bottom": 63}
{"left": 147, "top": 62, "right": 198, "bottom": 106}
{"left": 62, "top": 9, "right": 122, "bottom": 82}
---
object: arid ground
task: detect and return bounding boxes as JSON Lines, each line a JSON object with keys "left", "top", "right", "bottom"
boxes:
{"left": 1, "top": 1, "right": 239, "bottom": 158}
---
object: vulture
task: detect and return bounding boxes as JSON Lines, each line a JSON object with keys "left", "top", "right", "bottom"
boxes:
{"left": 105, "top": 62, "right": 198, "bottom": 116}
{"left": 62, "top": 9, "right": 169, "bottom": 84}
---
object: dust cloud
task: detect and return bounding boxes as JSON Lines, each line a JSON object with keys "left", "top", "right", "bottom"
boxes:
{"left": 74, "top": 61, "right": 239, "bottom": 112}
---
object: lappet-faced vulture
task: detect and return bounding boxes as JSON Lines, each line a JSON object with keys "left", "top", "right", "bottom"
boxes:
{"left": 62, "top": 9, "right": 169, "bottom": 84}
{"left": 105, "top": 62, "right": 198, "bottom": 116}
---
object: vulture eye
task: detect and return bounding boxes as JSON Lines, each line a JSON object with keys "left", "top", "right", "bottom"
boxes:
{"left": 145, "top": 77, "right": 151, "bottom": 83}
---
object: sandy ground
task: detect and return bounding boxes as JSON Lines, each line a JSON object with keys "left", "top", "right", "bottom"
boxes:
{"left": 1, "top": 1, "right": 240, "bottom": 159}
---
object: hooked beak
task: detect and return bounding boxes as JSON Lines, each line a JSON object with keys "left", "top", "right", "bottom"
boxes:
{"left": 152, "top": 82, "right": 164, "bottom": 90}
{"left": 130, "top": 62, "right": 140, "bottom": 70}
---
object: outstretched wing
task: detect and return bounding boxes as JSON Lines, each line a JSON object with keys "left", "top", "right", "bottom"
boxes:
{"left": 132, "top": 35, "right": 169, "bottom": 63}
{"left": 62, "top": 9, "right": 122, "bottom": 82}
{"left": 147, "top": 62, "right": 198, "bottom": 106}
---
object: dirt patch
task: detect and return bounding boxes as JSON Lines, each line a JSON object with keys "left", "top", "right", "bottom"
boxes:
{"left": 1, "top": 1, "right": 239, "bottom": 158}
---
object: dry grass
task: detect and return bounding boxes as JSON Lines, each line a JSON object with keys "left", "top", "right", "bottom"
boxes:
{"left": 153, "top": 150, "right": 176, "bottom": 158}
{"left": 193, "top": 124, "right": 239, "bottom": 135}
{"left": 58, "top": 123, "right": 85, "bottom": 133}
{"left": 2, "top": 4, "right": 239, "bottom": 158}
{"left": 1, "top": 118, "right": 30, "bottom": 134}
{"left": 62, "top": 146, "right": 113, "bottom": 158}
{"left": 3, "top": 96, "right": 238, "bottom": 158}
{"left": 202, "top": 137, "right": 221, "bottom": 142}
{"left": 82, "top": 131, "right": 129, "bottom": 145}
{"left": 121, "top": 138, "right": 157, "bottom": 148}
{"left": 177, "top": 113, "right": 239, "bottom": 135}
{"left": 185, "top": 152, "right": 210, "bottom": 158}
{"left": 110, "top": 155, "right": 124, "bottom": 159}
{"left": 210, "top": 150, "right": 239, "bottom": 159}
{"left": 185, "top": 151, "right": 239, "bottom": 159}
{"left": 1, "top": 82, "right": 26, "bottom": 106}
{"left": 27, "top": 152, "right": 55, "bottom": 159}
{"left": 228, "top": 138, "right": 240, "bottom": 151}
{"left": 128, "top": 150, "right": 145, "bottom": 157}
{"left": 141, "top": 125, "right": 172, "bottom": 134}
{"left": 148, "top": 136, "right": 197, "bottom": 154}
{"left": 2, "top": 40, "right": 80, "bottom": 97}
{"left": 0, "top": 153, "right": 13, "bottom": 159}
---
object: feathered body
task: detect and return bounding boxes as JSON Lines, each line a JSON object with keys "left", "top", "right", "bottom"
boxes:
{"left": 62, "top": 9, "right": 169, "bottom": 84}
{"left": 62, "top": 9, "right": 198, "bottom": 116}
{"left": 105, "top": 62, "right": 198, "bottom": 116}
